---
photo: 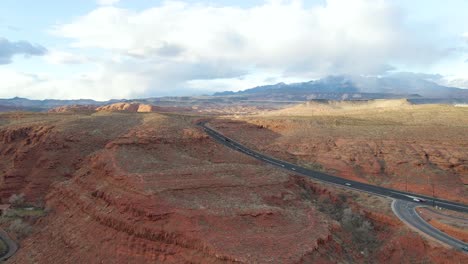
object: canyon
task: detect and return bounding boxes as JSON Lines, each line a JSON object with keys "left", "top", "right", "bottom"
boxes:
{"left": 0, "top": 101, "right": 466, "bottom": 263}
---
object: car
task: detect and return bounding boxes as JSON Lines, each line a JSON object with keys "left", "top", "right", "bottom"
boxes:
{"left": 462, "top": 246, "right": 468, "bottom": 252}
{"left": 413, "top": 198, "right": 423, "bottom": 202}
{"left": 291, "top": 168, "right": 296, "bottom": 171}
{"left": 345, "top": 183, "right": 352, "bottom": 186}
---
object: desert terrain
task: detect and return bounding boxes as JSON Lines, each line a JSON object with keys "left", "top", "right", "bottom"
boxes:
{"left": 0, "top": 100, "right": 466, "bottom": 263}
{"left": 211, "top": 100, "right": 468, "bottom": 204}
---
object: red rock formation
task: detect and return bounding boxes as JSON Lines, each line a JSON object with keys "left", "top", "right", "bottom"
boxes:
{"left": 1, "top": 113, "right": 466, "bottom": 263}
{"left": 48, "top": 105, "right": 97, "bottom": 113}
{"left": 0, "top": 125, "right": 59, "bottom": 201}
{"left": 94, "top": 102, "right": 191, "bottom": 113}
{"left": 97, "top": 103, "right": 141, "bottom": 112}
{"left": 8, "top": 117, "right": 336, "bottom": 263}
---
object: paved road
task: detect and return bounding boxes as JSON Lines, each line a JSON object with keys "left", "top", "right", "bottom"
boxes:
{"left": 0, "top": 229, "right": 18, "bottom": 261}
{"left": 392, "top": 200, "right": 468, "bottom": 251}
{"left": 199, "top": 122, "right": 468, "bottom": 252}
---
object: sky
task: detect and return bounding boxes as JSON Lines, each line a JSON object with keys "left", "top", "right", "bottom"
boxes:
{"left": 0, "top": 0, "right": 468, "bottom": 100}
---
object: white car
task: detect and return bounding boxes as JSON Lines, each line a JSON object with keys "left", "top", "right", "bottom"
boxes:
{"left": 413, "top": 198, "right": 422, "bottom": 202}
{"left": 345, "top": 183, "right": 352, "bottom": 186}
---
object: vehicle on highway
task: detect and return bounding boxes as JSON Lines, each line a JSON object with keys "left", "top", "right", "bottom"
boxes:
{"left": 224, "top": 138, "right": 230, "bottom": 142}
{"left": 200, "top": 122, "right": 468, "bottom": 252}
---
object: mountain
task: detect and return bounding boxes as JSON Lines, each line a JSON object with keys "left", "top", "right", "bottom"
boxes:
{"left": 214, "top": 74, "right": 468, "bottom": 101}
{"left": 2, "top": 74, "right": 467, "bottom": 113}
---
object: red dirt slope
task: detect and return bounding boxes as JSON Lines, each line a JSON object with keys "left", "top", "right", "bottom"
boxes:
{"left": 211, "top": 104, "right": 468, "bottom": 203}
{"left": 0, "top": 112, "right": 466, "bottom": 263}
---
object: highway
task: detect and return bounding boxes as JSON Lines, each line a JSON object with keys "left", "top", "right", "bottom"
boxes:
{"left": 198, "top": 122, "right": 468, "bottom": 252}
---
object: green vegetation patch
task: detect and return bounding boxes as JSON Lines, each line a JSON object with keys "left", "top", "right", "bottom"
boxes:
{"left": 3, "top": 207, "right": 46, "bottom": 218}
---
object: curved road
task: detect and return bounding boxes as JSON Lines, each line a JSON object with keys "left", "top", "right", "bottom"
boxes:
{"left": 0, "top": 229, "right": 18, "bottom": 261}
{"left": 392, "top": 200, "right": 468, "bottom": 250}
{"left": 199, "top": 122, "right": 468, "bottom": 252}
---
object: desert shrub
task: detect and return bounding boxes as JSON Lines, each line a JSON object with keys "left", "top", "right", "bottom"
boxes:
{"left": 298, "top": 179, "right": 379, "bottom": 254}
{"left": 317, "top": 195, "right": 344, "bottom": 220}
{"left": 341, "top": 208, "right": 377, "bottom": 248}
{"left": 305, "top": 163, "right": 324, "bottom": 171}
{"left": 2, "top": 208, "right": 17, "bottom": 218}
{"left": 8, "top": 193, "right": 25, "bottom": 207}
{"left": 8, "top": 219, "right": 32, "bottom": 239}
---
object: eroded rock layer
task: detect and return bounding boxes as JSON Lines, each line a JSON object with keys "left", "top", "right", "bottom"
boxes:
{"left": 0, "top": 111, "right": 466, "bottom": 263}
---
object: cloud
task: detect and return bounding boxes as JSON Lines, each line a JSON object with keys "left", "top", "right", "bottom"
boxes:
{"left": 0, "top": 66, "right": 149, "bottom": 101}
{"left": 5, "top": 0, "right": 449, "bottom": 99}
{"left": 437, "top": 77, "right": 468, "bottom": 89}
{"left": 0, "top": 38, "right": 47, "bottom": 64}
{"left": 97, "top": 0, "right": 120, "bottom": 6}
{"left": 54, "top": 1, "right": 441, "bottom": 70}
{"left": 44, "top": 50, "right": 92, "bottom": 64}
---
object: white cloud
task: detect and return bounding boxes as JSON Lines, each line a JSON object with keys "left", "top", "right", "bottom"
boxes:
{"left": 0, "top": 66, "right": 150, "bottom": 101}
{"left": 54, "top": 0, "right": 439, "bottom": 71}
{"left": 444, "top": 78, "right": 468, "bottom": 88}
{"left": 97, "top": 0, "right": 120, "bottom": 6}
{"left": 44, "top": 50, "right": 91, "bottom": 64}
{"left": 5, "top": 0, "right": 448, "bottom": 99}
{"left": 463, "top": 32, "right": 468, "bottom": 43}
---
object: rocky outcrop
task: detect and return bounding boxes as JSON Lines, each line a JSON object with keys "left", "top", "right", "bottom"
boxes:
{"left": 2, "top": 112, "right": 466, "bottom": 263}
{"left": 48, "top": 105, "right": 97, "bottom": 113}
{"left": 6, "top": 115, "right": 336, "bottom": 263}
{"left": 96, "top": 103, "right": 141, "bottom": 112}
{"left": 0, "top": 125, "right": 58, "bottom": 201}
{"left": 94, "top": 102, "right": 191, "bottom": 113}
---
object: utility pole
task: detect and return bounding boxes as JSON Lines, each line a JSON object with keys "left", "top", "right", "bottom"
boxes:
{"left": 405, "top": 174, "right": 408, "bottom": 192}
{"left": 428, "top": 174, "right": 435, "bottom": 207}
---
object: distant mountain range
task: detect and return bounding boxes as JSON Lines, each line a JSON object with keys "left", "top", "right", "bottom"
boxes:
{"left": 214, "top": 74, "right": 468, "bottom": 101}
{"left": 1, "top": 74, "right": 467, "bottom": 112}
{"left": 0, "top": 97, "right": 122, "bottom": 112}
